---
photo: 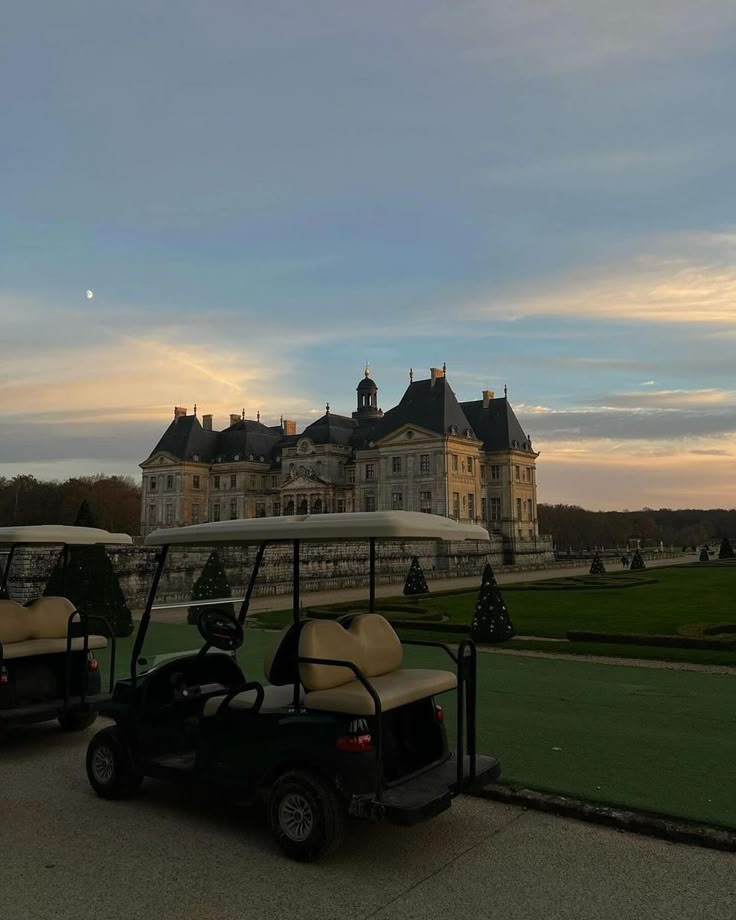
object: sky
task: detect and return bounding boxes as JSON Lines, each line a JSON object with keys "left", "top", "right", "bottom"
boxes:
{"left": 1, "top": 1, "right": 735, "bottom": 511}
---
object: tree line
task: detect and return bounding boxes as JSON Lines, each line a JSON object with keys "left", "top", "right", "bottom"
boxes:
{"left": 0, "top": 475, "right": 141, "bottom": 536}
{"left": 538, "top": 504, "right": 736, "bottom": 550}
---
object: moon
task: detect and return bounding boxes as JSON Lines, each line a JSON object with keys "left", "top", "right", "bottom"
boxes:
{"left": 85, "top": 290, "right": 94, "bottom": 300}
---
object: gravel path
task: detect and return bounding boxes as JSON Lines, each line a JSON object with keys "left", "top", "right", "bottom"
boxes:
{"left": 478, "top": 645, "right": 736, "bottom": 675}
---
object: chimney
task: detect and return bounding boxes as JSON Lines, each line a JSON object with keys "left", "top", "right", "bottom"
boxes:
{"left": 282, "top": 418, "right": 297, "bottom": 436}
{"left": 482, "top": 389, "right": 494, "bottom": 408}
{"left": 429, "top": 367, "right": 445, "bottom": 386}
{"left": 174, "top": 406, "right": 187, "bottom": 419}
{"left": 202, "top": 414, "right": 213, "bottom": 431}
{"left": 230, "top": 413, "right": 240, "bottom": 426}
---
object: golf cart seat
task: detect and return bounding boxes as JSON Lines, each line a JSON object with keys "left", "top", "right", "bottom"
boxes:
{"left": 299, "top": 614, "right": 456, "bottom": 716}
{"left": 0, "top": 597, "right": 108, "bottom": 660}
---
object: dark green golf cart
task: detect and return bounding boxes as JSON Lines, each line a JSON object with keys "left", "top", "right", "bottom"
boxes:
{"left": 86, "top": 511, "right": 500, "bottom": 860}
{"left": 0, "top": 525, "right": 128, "bottom": 738}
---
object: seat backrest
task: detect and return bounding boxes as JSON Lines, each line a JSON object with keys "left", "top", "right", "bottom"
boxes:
{"left": 25, "top": 597, "right": 76, "bottom": 640}
{"left": 297, "top": 615, "right": 402, "bottom": 691}
{"left": 0, "top": 600, "right": 29, "bottom": 645}
{"left": 349, "top": 614, "right": 402, "bottom": 678}
{"left": 264, "top": 623, "right": 304, "bottom": 686}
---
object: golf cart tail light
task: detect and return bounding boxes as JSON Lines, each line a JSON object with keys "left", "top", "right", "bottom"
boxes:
{"left": 0, "top": 668, "right": 7, "bottom": 685}
{"left": 336, "top": 733, "right": 373, "bottom": 753}
{"left": 88, "top": 657, "right": 99, "bottom": 672}
{"left": 435, "top": 705, "right": 444, "bottom": 722}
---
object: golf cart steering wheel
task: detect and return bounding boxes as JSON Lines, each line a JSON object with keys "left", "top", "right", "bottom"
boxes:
{"left": 196, "top": 607, "right": 244, "bottom": 652}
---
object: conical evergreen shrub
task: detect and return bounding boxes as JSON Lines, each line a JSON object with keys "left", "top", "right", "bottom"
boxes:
{"left": 718, "top": 537, "right": 735, "bottom": 560}
{"left": 589, "top": 552, "right": 606, "bottom": 575}
{"left": 470, "top": 562, "right": 514, "bottom": 643}
{"left": 44, "top": 545, "right": 133, "bottom": 637}
{"left": 75, "top": 499, "right": 97, "bottom": 528}
{"left": 699, "top": 547, "right": 710, "bottom": 562}
{"left": 630, "top": 549, "right": 646, "bottom": 570}
{"left": 188, "top": 550, "right": 235, "bottom": 624}
{"left": 403, "top": 556, "right": 429, "bottom": 596}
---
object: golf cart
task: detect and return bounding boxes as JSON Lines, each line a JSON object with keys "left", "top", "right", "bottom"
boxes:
{"left": 86, "top": 511, "right": 500, "bottom": 860}
{"left": 0, "top": 525, "right": 130, "bottom": 737}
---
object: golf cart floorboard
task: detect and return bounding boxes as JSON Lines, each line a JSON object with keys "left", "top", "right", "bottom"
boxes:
{"left": 382, "top": 754, "right": 501, "bottom": 825}
{"left": 1, "top": 695, "right": 106, "bottom": 721}
{"left": 146, "top": 749, "right": 198, "bottom": 771}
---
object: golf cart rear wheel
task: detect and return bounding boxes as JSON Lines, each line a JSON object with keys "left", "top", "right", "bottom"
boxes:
{"left": 86, "top": 727, "right": 142, "bottom": 800}
{"left": 59, "top": 709, "right": 98, "bottom": 732}
{"left": 269, "top": 770, "right": 345, "bottom": 862}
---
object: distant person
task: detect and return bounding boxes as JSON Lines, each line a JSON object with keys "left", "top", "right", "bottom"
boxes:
{"left": 621, "top": 554, "right": 629, "bottom": 569}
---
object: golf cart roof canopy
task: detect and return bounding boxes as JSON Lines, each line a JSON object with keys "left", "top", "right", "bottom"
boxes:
{"left": 0, "top": 525, "right": 133, "bottom": 546}
{"left": 145, "top": 511, "right": 489, "bottom": 547}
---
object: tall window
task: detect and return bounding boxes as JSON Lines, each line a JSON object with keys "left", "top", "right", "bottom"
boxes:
{"left": 420, "top": 491, "right": 432, "bottom": 513}
{"left": 214, "top": 475, "right": 221, "bottom": 489}
{"left": 148, "top": 504, "right": 157, "bottom": 523}
{"left": 230, "top": 500, "right": 238, "bottom": 519}
{"left": 391, "top": 492, "right": 403, "bottom": 510}
{"left": 452, "top": 492, "right": 460, "bottom": 518}
{"left": 490, "top": 497, "right": 501, "bottom": 521}
{"left": 337, "top": 498, "right": 346, "bottom": 513}
{"left": 392, "top": 456, "right": 401, "bottom": 474}
{"left": 249, "top": 475, "right": 255, "bottom": 488}
{"left": 527, "top": 467, "right": 533, "bottom": 483}
{"left": 481, "top": 497, "right": 487, "bottom": 520}
{"left": 193, "top": 474, "right": 200, "bottom": 489}
{"left": 515, "top": 465, "right": 520, "bottom": 481}
{"left": 166, "top": 475, "right": 174, "bottom": 490}
{"left": 480, "top": 464, "right": 486, "bottom": 479}
{"left": 150, "top": 477, "right": 157, "bottom": 491}
{"left": 230, "top": 474, "right": 237, "bottom": 489}
{"left": 191, "top": 504, "right": 200, "bottom": 524}
{"left": 420, "top": 454, "right": 431, "bottom": 473}
{"left": 165, "top": 504, "right": 174, "bottom": 525}
{"left": 213, "top": 503, "right": 221, "bottom": 522}
{"left": 255, "top": 502, "right": 266, "bottom": 518}
{"left": 452, "top": 455, "right": 458, "bottom": 473}
{"left": 364, "top": 494, "right": 376, "bottom": 512}
{"left": 271, "top": 475, "right": 279, "bottom": 488}
{"left": 273, "top": 502, "right": 281, "bottom": 516}
{"left": 347, "top": 466, "right": 355, "bottom": 483}
{"left": 365, "top": 463, "right": 375, "bottom": 481}
{"left": 516, "top": 497, "right": 522, "bottom": 520}
{"left": 491, "top": 465, "right": 501, "bottom": 480}
{"left": 468, "top": 494, "right": 475, "bottom": 520}
{"left": 467, "top": 457, "right": 473, "bottom": 475}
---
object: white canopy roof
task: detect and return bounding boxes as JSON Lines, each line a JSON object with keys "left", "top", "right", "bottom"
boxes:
{"left": 0, "top": 525, "right": 133, "bottom": 546}
{"left": 145, "top": 511, "right": 489, "bottom": 547}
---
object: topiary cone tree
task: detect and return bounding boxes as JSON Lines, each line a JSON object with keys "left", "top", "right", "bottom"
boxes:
{"left": 718, "top": 537, "right": 735, "bottom": 560}
{"left": 75, "top": 499, "right": 97, "bottom": 528}
{"left": 630, "top": 549, "right": 646, "bottom": 570}
{"left": 699, "top": 547, "right": 710, "bottom": 562}
{"left": 471, "top": 562, "right": 514, "bottom": 643}
{"left": 589, "top": 552, "right": 606, "bottom": 575}
{"left": 188, "top": 550, "right": 235, "bottom": 624}
{"left": 44, "top": 544, "right": 133, "bottom": 637}
{"left": 403, "top": 555, "right": 429, "bottom": 596}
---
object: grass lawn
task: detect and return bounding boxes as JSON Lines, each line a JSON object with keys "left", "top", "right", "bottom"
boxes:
{"left": 97, "top": 622, "right": 736, "bottom": 831}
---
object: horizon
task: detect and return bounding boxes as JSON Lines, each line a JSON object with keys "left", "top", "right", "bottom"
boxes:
{"left": 2, "top": 3, "right": 735, "bottom": 510}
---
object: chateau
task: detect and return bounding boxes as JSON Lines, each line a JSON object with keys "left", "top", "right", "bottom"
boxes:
{"left": 140, "top": 367, "right": 540, "bottom": 546}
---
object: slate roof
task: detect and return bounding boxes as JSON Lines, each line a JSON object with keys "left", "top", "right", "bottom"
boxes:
{"left": 145, "top": 416, "right": 280, "bottom": 464}
{"left": 372, "top": 377, "right": 477, "bottom": 442}
{"left": 302, "top": 413, "right": 358, "bottom": 446}
{"left": 147, "top": 415, "right": 219, "bottom": 463}
{"left": 460, "top": 398, "right": 534, "bottom": 452}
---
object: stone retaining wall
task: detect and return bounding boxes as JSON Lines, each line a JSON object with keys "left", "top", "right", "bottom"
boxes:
{"left": 2, "top": 536, "right": 554, "bottom": 609}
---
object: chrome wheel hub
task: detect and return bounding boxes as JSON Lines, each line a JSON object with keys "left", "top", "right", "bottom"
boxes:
{"left": 92, "top": 745, "right": 115, "bottom": 785}
{"left": 279, "top": 793, "right": 314, "bottom": 842}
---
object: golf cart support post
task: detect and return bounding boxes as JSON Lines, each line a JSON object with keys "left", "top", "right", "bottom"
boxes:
{"left": 141, "top": 512, "right": 489, "bottom": 807}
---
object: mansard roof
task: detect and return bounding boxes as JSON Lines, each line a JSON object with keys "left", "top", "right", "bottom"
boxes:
{"left": 145, "top": 415, "right": 280, "bottom": 464}
{"left": 147, "top": 414, "right": 219, "bottom": 463}
{"left": 372, "top": 376, "right": 476, "bottom": 442}
{"left": 460, "top": 397, "right": 534, "bottom": 452}
{"left": 302, "top": 412, "right": 358, "bottom": 446}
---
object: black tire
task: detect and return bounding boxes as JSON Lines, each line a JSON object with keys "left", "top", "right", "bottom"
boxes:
{"left": 59, "top": 709, "right": 98, "bottom": 732}
{"left": 86, "top": 726, "right": 142, "bottom": 800}
{"left": 268, "top": 769, "right": 346, "bottom": 862}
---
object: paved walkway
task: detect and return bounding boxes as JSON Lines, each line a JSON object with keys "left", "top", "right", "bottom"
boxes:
{"left": 1, "top": 721, "right": 734, "bottom": 920}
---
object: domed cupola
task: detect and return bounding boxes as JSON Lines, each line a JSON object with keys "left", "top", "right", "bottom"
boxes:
{"left": 353, "top": 365, "right": 382, "bottom": 419}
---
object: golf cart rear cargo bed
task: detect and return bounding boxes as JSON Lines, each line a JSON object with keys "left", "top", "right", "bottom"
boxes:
{"left": 2, "top": 694, "right": 108, "bottom": 720}
{"left": 381, "top": 754, "right": 501, "bottom": 825}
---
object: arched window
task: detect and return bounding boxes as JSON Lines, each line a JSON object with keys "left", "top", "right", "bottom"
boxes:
{"left": 285, "top": 500, "right": 295, "bottom": 515}
{"left": 298, "top": 498, "right": 308, "bottom": 515}
{"left": 312, "top": 497, "right": 323, "bottom": 514}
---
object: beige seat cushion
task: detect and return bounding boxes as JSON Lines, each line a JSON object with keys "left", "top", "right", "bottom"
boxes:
{"left": 298, "top": 620, "right": 362, "bottom": 690}
{"left": 349, "top": 614, "right": 402, "bottom": 677}
{"left": 25, "top": 596, "right": 77, "bottom": 639}
{"left": 0, "top": 600, "right": 29, "bottom": 644}
{"left": 2, "top": 635, "right": 107, "bottom": 660}
{"left": 202, "top": 683, "right": 300, "bottom": 717}
{"left": 303, "top": 668, "right": 457, "bottom": 716}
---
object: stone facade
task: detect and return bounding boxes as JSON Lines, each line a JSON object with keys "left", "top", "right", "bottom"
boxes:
{"left": 140, "top": 366, "right": 543, "bottom": 552}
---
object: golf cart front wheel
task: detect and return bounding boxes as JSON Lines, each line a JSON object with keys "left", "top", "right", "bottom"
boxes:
{"left": 59, "top": 709, "right": 98, "bottom": 732}
{"left": 86, "top": 727, "right": 142, "bottom": 800}
{"left": 268, "top": 770, "right": 345, "bottom": 862}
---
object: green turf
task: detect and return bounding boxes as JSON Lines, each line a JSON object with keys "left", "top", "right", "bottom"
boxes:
{"left": 98, "top": 622, "right": 736, "bottom": 831}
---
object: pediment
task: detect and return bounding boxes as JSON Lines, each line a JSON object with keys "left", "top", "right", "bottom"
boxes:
{"left": 281, "top": 474, "right": 332, "bottom": 491}
{"left": 374, "top": 423, "right": 438, "bottom": 447}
